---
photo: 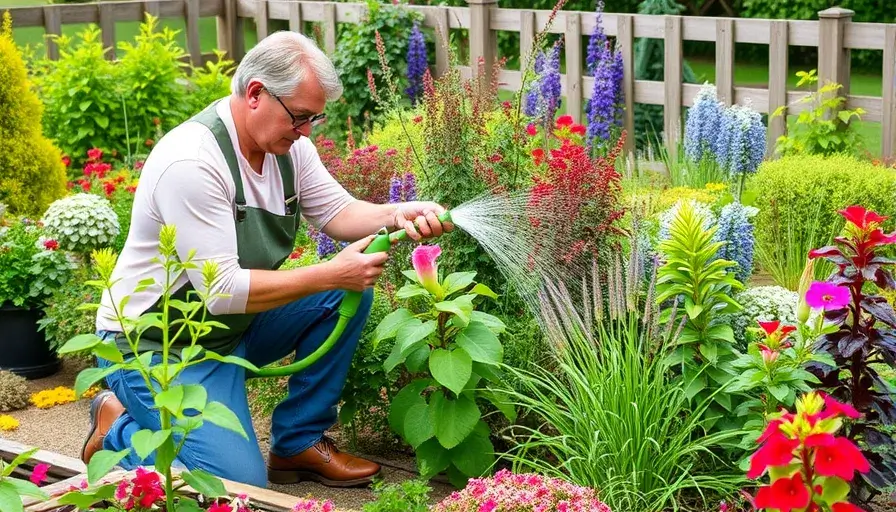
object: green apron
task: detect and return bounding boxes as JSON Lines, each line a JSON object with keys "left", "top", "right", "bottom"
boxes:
{"left": 118, "top": 100, "right": 301, "bottom": 359}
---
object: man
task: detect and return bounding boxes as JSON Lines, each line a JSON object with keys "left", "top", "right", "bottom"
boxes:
{"left": 81, "top": 30, "right": 452, "bottom": 489}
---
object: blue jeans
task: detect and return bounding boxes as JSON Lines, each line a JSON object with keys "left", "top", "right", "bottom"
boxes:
{"left": 96, "top": 288, "right": 373, "bottom": 488}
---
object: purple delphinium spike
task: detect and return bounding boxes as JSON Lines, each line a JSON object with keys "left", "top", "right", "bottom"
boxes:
{"left": 402, "top": 172, "right": 417, "bottom": 201}
{"left": 405, "top": 22, "right": 428, "bottom": 106}
{"left": 388, "top": 176, "right": 403, "bottom": 204}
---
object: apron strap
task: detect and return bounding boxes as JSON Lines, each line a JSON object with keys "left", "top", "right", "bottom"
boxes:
{"left": 190, "top": 100, "right": 297, "bottom": 218}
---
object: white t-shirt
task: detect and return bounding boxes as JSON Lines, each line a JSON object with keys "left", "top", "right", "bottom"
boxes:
{"left": 95, "top": 98, "right": 355, "bottom": 332}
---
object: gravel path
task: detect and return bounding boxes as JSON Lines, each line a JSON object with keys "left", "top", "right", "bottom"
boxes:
{"left": 1, "top": 358, "right": 456, "bottom": 511}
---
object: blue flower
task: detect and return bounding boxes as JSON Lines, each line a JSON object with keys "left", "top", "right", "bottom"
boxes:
{"left": 714, "top": 202, "right": 756, "bottom": 283}
{"left": 405, "top": 22, "right": 427, "bottom": 106}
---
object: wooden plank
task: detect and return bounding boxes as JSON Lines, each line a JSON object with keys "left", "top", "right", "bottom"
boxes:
{"left": 255, "top": 0, "right": 268, "bottom": 40}
{"left": 98, "top": 2, "right": 116, "bottom": 60}
{"left": 434, "top": 7, "right": 450, "bottom": 78}
{"left": 288, "top": 1, "right": 302, "bottom": 33}
{"left": 323, "top": 2, "right": 336, "bottom": 55}
{"left": 715, "top": 18, "right": 734, "bottom": 105}
{"left": 564, "top": 11, "right": 582, "bottom": 122}
{"left": 768, "top": 20, "right": 788, "bottom": 157}
{"left": 663, "top": 15, "right": 683, "bottom": 158}
{"left": 618, "top": 14, "right": 634, "bottom": 154}
{"left": 42, "top": 5, "right": 61, "bottom": 60}
{"left": 883, "top": 25, "right": 896, "bottom": 159}
{"left": 185, "top": 0, "right": 201, "bottom": 66}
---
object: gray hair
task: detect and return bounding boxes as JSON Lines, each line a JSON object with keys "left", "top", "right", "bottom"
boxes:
{"left": 230, "top": 31, "right": 343, "bottom": 101}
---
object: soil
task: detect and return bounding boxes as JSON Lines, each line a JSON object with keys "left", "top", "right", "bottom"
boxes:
{"left": 1, "top": 357, "right": 456, "bottom": 511}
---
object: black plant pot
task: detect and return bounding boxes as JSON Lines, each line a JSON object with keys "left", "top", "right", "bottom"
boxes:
{"left": 0, "top": 303, "right": 61, "bottom": 379}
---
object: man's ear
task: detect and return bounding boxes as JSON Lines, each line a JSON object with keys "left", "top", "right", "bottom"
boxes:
{"left": 246, "top": 80, "right": 265, "bottom": 109}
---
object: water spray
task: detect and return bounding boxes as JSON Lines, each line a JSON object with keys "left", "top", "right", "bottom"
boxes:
{"left": 252, "top": 210, "right": 454, "bottom": 377}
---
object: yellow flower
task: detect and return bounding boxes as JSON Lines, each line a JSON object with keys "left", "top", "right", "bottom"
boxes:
{"left": 0, "top": 414, "right": 19, "bottom": 431}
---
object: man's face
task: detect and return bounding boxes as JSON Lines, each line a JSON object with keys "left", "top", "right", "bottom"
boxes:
{"left": 246, "top": 77, "right": 327, "bottom": 155}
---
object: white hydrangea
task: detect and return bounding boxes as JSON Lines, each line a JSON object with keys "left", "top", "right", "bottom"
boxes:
{"left": 658, "top": 199, "right": 716, "bottom": 241}
{"left": 41, "top": 193, "right": 120, "bottom": 255}
{"left": 726, "top": 285, "right": 799, "bottom": 347}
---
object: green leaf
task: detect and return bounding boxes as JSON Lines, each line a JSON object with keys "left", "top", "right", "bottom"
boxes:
{"left": 449, "top": 425, "right": 495, "bottom": 477}
{"left": 131, "top": 429, "right": 171, "bottom": 460}
{"left": 456, "top": 321, "right": 503, "bottom": 365}
{"left": 467, "top": 283, "right": 498, "bottom": 300}
{"left": 388, "top": 380, "right": 429, "bottom": 438}
{"left": 470, "top": 311, "right": 506, "bottom": 333}
{"left": 75, "top": 366, "right": 118, "bottom": 398}
{"left": 87, "top": 449, "right": 130, "bottom": 484}
{"left": 372, "top": 308, "right": 414, "bottom": 347}
{"left": 202, "top": 402, "right": 248, "bottom": 439}
{"left": 434, "top": 295, "right": 474, "bottom": 327}
{"left": 403, "top": 403, "right": 434, "bottom": 448}
{"left": 58, "top": 333, "right": 102, "bottom": 354}
{"left": 416, "top": 438, "right": 451, "bottom": 479}
{"left": 429, "top": 348, "right": 472, "bottom": 396}
{"left": 180, "top": 468, "right": 227, "bottom": 498}
{"left": 442, "top": 272, "right": 477, "bottom": 295}
{"left": 429, "top": 391, "right": 480, "bottom": 449}
{"left": 0, "top": 483, "right": 22, "bottom": 512}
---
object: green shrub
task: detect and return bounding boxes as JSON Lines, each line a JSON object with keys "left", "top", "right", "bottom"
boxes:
{"left": 750, "top": 153, "right": 896, "bottom": 289}
{"left": 0, "top": 13, "right": 68, "bottom": 217}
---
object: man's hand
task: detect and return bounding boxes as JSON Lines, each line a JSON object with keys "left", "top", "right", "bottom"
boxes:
{"left": 324, "top": 235, "right": 390, "bottom": 292}
{"left": 393, "top": 201, "right": 455, "bottom": 241}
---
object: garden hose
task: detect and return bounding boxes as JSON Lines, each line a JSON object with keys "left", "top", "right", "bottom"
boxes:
{"left": 251, "top": 211, "right": 453, "bottom": 377}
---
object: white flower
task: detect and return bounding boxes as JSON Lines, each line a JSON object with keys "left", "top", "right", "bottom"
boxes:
{"left": 41, "top": 193, "right": 120, "bottom": 254}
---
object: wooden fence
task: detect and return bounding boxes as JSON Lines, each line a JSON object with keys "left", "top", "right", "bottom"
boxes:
{"left": 5, "top": 0, "right": 896, "bottom": 159}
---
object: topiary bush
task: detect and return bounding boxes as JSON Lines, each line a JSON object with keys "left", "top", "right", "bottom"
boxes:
{"left": 750, "top": 153, "right": 896, "bottom": 290}
{"left": 0, "top": 370, "right": 29, "bottom": 412}
{"left": 0, "top": 12, "right": 68, "bottom": 217}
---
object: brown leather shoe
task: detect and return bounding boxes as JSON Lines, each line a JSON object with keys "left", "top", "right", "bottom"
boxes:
{"left": 267, "top": 436, "right": 381, "bottom": 487}
{"left": 80, "top": 390, "right": 125, "bottom": 464}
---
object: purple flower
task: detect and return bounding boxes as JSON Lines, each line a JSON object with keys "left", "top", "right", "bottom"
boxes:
{"left": 389, "top": 176, "right": 402, "bottom": 204}
{"left": 405, "top": 22, "right": 427, "bottom": 106}
{"left": 402, "top": 172, "right": 416, "bottom": 201}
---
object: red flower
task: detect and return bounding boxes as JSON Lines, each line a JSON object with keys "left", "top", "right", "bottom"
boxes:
{"left": 555, "top": 114, "right": 574, "bottom": 127}
{"left": 30, "top": 463, "right": 50, "bottom": 485}
{"left": 43, "top": 239, "right": 59, "bottom": 251}
{"left": 813, "top": 437, "right": 870, "bottom": 480}
{"left": 754, "top": 472, "right": 810, "bottom": 512}
{"left": 748, "top": 434, "right": 799, "bottom": 478}
{"left": 87, "top": 148, "right": 103, "bottom": 161}
{"left": 526, "top": 123, "right": 538, "bottom": 136}
{"left": 839, "top": 205, "right": 887, "bottom": 230}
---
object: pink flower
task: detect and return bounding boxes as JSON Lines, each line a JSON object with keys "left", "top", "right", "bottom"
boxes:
{"left": 805, "top": 281, "right": 851, "bottom": 310}
{"left": 412, "top": 244, "right": 442, "bottom": 297}
{"left": 30, "top": 463, "right": 49, "bottom": 485}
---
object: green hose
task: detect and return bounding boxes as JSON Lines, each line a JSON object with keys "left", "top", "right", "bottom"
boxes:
{"left": 252, "top": 211, "right": 453, "bottom": 377}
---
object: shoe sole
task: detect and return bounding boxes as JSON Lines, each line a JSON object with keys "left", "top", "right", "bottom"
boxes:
{"left": 80, "top": 391, "right": 111, "bottom": 462}
{"left": 267, "top": 467, "right": 381, "bottom": 488}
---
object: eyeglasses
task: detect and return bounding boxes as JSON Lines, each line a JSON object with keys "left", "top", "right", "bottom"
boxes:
{"left": 267, "top": 90, "right": 326, "bottom": 130}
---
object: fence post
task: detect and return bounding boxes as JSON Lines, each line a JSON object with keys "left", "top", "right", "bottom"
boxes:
{"left": 466, "top": 0, "right": 497, "bottom": 82}
{"left": 817, "top": 7, "right": 853, "bottom": 99}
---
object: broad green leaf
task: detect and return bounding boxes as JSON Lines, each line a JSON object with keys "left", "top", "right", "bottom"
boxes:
{"left": 75, "top": 366, "right": 118, "bottom": 398}
{"left": 434, "top": 295, "right": 474, "bottom": 327}
{"left": 467, "top": 283, "right": 498, "bottom": 300}
{"left": 58, "top": 333, "right": 102, "bottom": 354}
{"left": 180, "top": 468, "right": 227, "bottom": 498}
{"left": 403, "top": 403, "right": 434, "bottom": 448}
{"left": 449, "top": 426, "right": 495, "bottom": 477}
{"left": 415, "top": 438, "right": 451, "bottom": 479}
{"left": 87, "top": 449, "right": 130, "bottom": 484}
{"left": 372, "top": 308, "right": 415, "bottom": 347}
{"left": 429, "top": 348, "right": 472, "bottom": 396}
{"left": 471, "top": 311, "right": 506, "bottom": 334}
{"left": 388, "top": 380, "right": 430, "bottom": 437}
{"left": 456, "top": 322, "right": 503, "bottom": 365}
{"left": 442, "top": 272, "right": 477, "bottom": 295}
{"left": 131, "top": 429, "right": 171, "bottom": 460}
{"left": 0, "top": 482, "right": 22, "bottom": 512}
{"left": 429, "top": 391, "right": 480, "bottom": 449}
{"left": 202, "top": 402, "right": 248, "bottom": 439}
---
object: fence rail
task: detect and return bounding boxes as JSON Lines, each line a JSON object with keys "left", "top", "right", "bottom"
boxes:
{"left": 5, "top": 0, "right": 896, "bottom": 159}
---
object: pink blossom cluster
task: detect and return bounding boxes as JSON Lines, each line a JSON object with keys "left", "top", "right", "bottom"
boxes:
{"left": 433, "top": 469, "right": 611, "bottom": 512}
